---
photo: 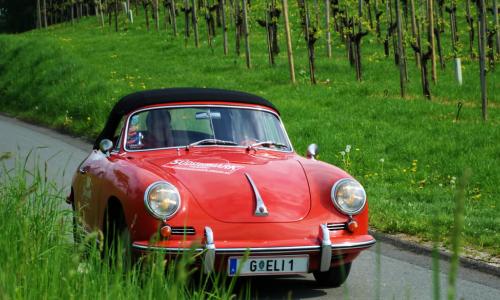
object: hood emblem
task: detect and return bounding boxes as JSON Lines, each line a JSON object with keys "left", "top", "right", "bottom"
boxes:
{"left": 245, "top": 173, "right": 269, "bottom": 217}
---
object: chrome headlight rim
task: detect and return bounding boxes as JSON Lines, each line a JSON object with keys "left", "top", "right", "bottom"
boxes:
{"left": 144, "top": 181, "right": 181, "bottom": 220}
{"left": 331, "top": 178, "right": 367, "bottom": 216}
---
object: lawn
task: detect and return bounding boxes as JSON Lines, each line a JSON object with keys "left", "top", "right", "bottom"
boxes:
{"left": 0, "top": 2, "right": 498, "bottom": 257}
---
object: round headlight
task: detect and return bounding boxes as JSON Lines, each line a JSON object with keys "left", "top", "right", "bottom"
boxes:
{"left": 331, "top": 178, "right": 367, "bottom": 215}
{"left": 144, "top": 181, "right": 181, "bottom": 220}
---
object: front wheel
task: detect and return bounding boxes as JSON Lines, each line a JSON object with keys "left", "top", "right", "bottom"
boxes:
{"left": 103, "top": 209, "right": 132, "bottom": 270}
{"left": 313, "top": 263, "right": 352, "bottom": 287}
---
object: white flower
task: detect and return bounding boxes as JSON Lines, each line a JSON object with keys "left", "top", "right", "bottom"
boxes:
{"left": 379, "top": 158, "right": 385, "bottom": 163}
{"left": 340, "top": 151, "right": 346, "bottom": 156}
{"left": 345, "top": 145, "right": 351, "bottom": 153}
{"left": 77, "top": 263, "right": 89, "bottom": 274}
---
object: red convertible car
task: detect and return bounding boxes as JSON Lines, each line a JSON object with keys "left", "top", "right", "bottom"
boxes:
{"left": 69, "top": 88, "right": 375, "bottom": 286}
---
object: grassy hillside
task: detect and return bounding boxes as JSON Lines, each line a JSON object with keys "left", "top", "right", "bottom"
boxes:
{"left": 0, "top": 6, "right": 499, "bottom": 257}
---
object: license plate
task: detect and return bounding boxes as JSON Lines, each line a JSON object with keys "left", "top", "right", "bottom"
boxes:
{"left": 227, "top": 255, "right": 309, "bottom": 276}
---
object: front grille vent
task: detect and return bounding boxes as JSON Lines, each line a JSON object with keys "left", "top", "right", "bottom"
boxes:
{"left": 171, "top": 226, "right": 196, "bottom": 235}
{"left": 327, "top": 223, "right": 347, "bottom": 231}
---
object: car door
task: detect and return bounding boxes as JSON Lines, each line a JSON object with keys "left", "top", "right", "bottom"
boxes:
{"left": 75, "top": 117, "right": 127, "bottom": 231}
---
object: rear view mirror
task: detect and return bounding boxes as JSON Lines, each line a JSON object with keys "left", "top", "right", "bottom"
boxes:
{"left": 196, "top": 111, "right": 221, "bottom": 120}
{"left": 99, "top": 139, "right": 113, "bottom": 157}
{"left": 306, "top": 144, "right": 319, "bottom": 160}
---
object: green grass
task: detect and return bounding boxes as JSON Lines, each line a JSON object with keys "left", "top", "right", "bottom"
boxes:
{"left": 0, "top": 3, "right": 499, "bottom": 257}
{"left": 0, "top": 154, "right": 245, "bottom": 299}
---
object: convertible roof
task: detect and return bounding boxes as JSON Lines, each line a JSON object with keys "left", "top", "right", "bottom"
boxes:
{"left": 93, "top": 88, "right": 279, "bottom": 149}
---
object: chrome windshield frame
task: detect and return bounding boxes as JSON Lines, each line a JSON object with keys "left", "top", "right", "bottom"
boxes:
{"left": 122, "top": 104, "right": 294, "bottom": 153}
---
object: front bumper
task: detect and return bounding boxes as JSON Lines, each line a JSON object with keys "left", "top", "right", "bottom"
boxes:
{"left": 132, "top": 224, "right": 376, "bottom": 273}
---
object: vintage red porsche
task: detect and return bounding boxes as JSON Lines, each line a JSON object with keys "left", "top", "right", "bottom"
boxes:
{"left": 69, "top": 88, "right": 375, "bottom": 286}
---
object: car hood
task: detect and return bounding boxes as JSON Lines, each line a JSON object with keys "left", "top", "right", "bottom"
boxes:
{"left": 144, "top": 150, "right": 311, "bottom": 223}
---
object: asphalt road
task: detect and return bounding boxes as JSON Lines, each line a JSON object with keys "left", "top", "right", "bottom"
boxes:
{"left": 0, "top": 115, "right": 499, "bottom": 299}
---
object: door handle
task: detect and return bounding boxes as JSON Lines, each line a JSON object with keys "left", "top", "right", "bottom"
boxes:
{"left": 79, "top": 166, "right": 90, "bottom": 174}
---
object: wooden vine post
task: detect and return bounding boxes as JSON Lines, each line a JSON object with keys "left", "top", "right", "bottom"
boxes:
{"left": 235, "top": 0, "right": 242, "bottom": 56}
{"left": 410, "top": 14, "right": 432, "bottom": 99}
{"left": 154, "top": 0, "right": 160, "bottom": 31}
{"left": 264, "top": 4, "right": 274, "bottom": 66}
{"left": 98, "top": 0, "right": 105, "bottom": 28}
{"left": 144, "top": 1, "right": 151, "bottom": 31}
{"left": 447, "top": 0, "right": 462, "bottom": 85}
{"left": 282, "top": 0, "right": 296, "bottom": 83}
{"left": 170, "top": 0, "right": 178, "bottom": 36}
{"left": 434, "top": 0, "right": 445, "bottom": 71}
{"left": 304, "top": 0, "right": 317, "bottom": 84}
{"left": 477, "top": 0, "right": 488, "bottom": 120}
{"left": 203, "top": 0, "right": 213, "bottom": 48}
{"left": 37, "top": 0, "right": 42, "bottom": 29}
{"left": 192, "top": 0, "right": 199, "bottom": 47}
{"left": 409, "top": 0, "right": 420, "bottom": 67}
{"left": 114, "top": 0, "right": 118, "bottom": 32}
{"left": 427, "top": 0, "right": 437, "bottom": 83}
{"left": 465, "top": 0, "right": 475, "bottom": 59}
{"left": 242, "top": 0, "right": 251, "bottom": 68}
{"left": 494, "top": 0, "right": 500, "bottom": 55}
{"left": 396, "top": 0, "right": 406, "bottom": 97}
{"left": 384, "top": 0, "right": 393, "bottom": 57}
{"left": 325, "top": 0, "right": 332, "bottom": 58}
{"left": 353, "top": 0, "right": 368, "bottom": 81}
{"left": 374, "top": 0, "right": 382, "bottom": 38}
{"left": 183, "top": 0, "right": 191, "bottom": 46}
{"left": 43, "top": 0, "right": 48, "bottom": 28}
{"left": 221, "top": 0, "right": 229, "bottom": 55}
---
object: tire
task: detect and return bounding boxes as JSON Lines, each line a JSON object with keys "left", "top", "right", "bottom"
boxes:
{"left": 103, "top": 208, "right": 132, "bottom": 270}
{"left": 313, "top": 262, "right": 352, "bottom": 287}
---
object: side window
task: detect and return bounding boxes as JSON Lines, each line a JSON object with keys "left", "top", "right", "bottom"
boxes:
{"left": 113, "top": 117, "right": 126, "bottom": 151}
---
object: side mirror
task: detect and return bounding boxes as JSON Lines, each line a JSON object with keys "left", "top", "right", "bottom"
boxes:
{"left": 306, "top": 144, "right": 319, "bottom": 160}
{"left": 99, "top": 139, "right": 113, "bottom": 157}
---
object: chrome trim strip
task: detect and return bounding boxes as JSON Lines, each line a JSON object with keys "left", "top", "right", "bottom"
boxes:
{"left": 203, "top": 227, "right": 215, "bottom": 274}
{"left": 320, "top": 224, "right": 332, "bottom": 272}
{"left": 244, "top": 173, "right": 269, "bottom": 217}
{"left": 123, "top": 104, "right": 294, "bottom": 153}
{"left": 327, "top": 223, "right": 347, "bottom": 231}
{"left": 132, "top": 239, "right": 376, "bottom": 253}
{"left": 171, "top": 227, "right": 196, "bottom": 235}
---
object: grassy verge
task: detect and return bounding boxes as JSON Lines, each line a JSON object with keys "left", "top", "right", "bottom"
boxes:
{"left": 0, "top": 154, "right": 243, "bottom": 299}
{"left": 0, "top": 6, "right": 498, "bottom": 257}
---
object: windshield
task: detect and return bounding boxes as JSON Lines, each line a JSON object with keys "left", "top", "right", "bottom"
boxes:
{"left": 125, "top": 106, "right": 291, "bottom": 151}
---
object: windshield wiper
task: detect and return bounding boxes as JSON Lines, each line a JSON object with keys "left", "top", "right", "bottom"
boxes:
{"left": 248, "top": 141, "right": 288, "bottom": 150}
{"left": 186, "top": 138, "right": 238, "bottom": 149}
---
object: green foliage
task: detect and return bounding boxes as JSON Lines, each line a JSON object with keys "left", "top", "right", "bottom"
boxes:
{"left": 0, "top": 2, "right": 499, "bottom": 257}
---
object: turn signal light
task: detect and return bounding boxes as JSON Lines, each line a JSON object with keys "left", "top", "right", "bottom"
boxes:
{"left": 347, "top": 220, "right": 359, "bottom": 233}
{"left": 160, "top": 225, "right": 172, "bottom": 238}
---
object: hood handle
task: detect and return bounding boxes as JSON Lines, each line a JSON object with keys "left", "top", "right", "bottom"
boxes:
{"left": 245, "top": 173, "right": 269, "bottom": 217}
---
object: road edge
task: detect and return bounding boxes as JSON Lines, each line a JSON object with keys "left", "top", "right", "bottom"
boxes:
{"left": 369, "top": 229, "right": 500, "bottom": 277}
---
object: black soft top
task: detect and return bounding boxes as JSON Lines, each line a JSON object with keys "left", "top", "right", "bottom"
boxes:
{"left": 93, "top": 88, "right": 279, "bottom": 149}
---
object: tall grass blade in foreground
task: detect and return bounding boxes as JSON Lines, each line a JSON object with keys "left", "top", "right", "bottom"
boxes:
{"left": 0, "top": 155, "right": 244, "bottom": 299}
{"left": 446, "top": 169, "right": 470, "bottom": 300}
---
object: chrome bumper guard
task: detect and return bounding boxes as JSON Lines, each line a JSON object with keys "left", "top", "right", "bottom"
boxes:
{"left": 203, "top": 226, "right": 216, "bottom": 274}
{"left": 132, "top": 224, "right": 376, "bottom": 272}
{"left": 320, "top": 224, "right": 332, "bottom": 272}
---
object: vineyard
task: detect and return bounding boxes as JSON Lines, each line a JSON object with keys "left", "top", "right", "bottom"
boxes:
{"left": 30, "top": 0, "right": 500, "bottom": 114}
{"left": 0, "top": 0, "right": 499, "bottom": 258}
